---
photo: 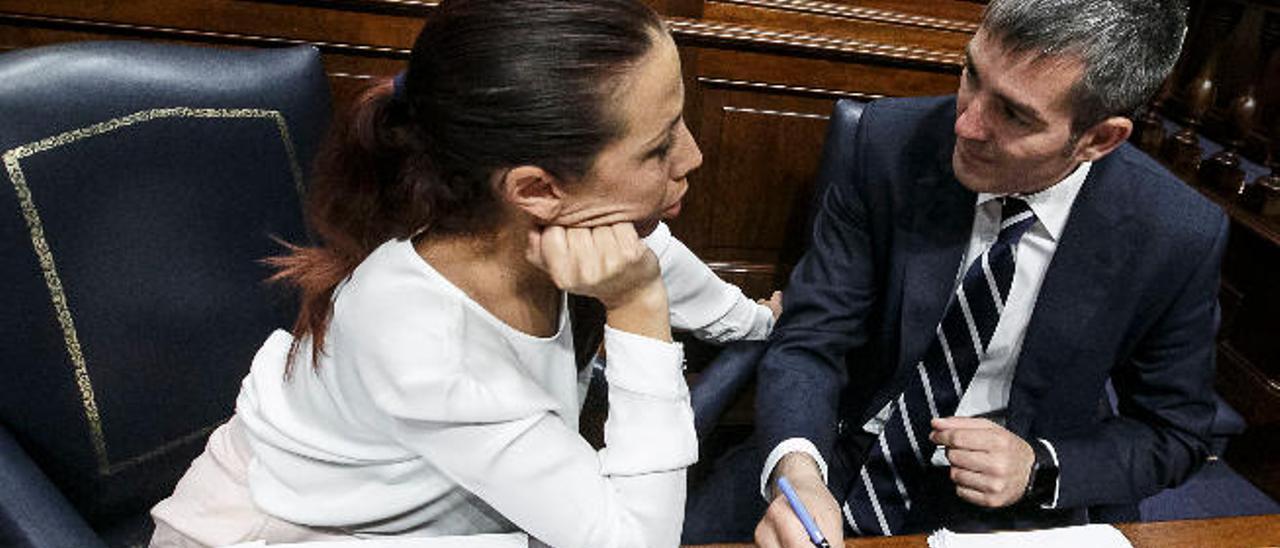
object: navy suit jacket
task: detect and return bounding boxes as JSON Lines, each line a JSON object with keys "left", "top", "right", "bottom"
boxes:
{"left": 756, "top": 96, "right": 1227, "bottom": 527}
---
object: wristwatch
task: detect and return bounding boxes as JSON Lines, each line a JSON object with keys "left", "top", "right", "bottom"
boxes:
{"left": 1024, "top": 439, "right": 1059, "bottom": 506}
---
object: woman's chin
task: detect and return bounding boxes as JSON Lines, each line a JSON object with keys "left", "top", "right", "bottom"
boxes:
{"left": 634, "top": 218, "right": 661, "bottom": 237}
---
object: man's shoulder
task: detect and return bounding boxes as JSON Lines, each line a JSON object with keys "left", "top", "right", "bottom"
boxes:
{"left": 1101, "top": 144, "right": 1225, "bottom": 228}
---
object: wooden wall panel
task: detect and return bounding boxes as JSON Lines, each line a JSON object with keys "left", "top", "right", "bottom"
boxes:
{"left": 671, "top": 87, "right": 833, "bottom": 297}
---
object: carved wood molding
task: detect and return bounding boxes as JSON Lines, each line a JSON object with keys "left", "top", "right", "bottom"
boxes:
{"left": 710, "top": 0, "right": 979, "bottom": 33}
{"left": 723, "top": 105, "right": 828, "bottom": 120}
{"left": 668, "top": 17, "right": 963, "bottom": 68}
{"left": 0, "top": 12, "right": 412, "bottom": 58}
{"left": 706, "top": 260, "right": 779, "bottom": 274}
{"left": 242, "top": 0, "right": 437, "bottom": 17}
{"left": 698, "top": 76, "right": 884, "bottom": 101}
{"left": 2, "top": 6, "right": 963, "bottom": 69}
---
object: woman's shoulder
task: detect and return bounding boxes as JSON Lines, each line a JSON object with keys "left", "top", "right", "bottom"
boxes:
{"left": 333, "top": 240, "right": 462, "bottom": 329}
{"left": 322, "top": 240, "right": 560, "bottom": 421}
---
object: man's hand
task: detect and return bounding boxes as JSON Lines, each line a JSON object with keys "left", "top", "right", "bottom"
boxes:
{"left": 755, "top": 454, "right": 843, "bottom": 548}
{"left": 930, "top": 417, "right": 1034, "bottom": 508}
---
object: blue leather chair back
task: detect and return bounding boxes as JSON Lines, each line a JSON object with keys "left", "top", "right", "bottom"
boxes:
{"left": 0, "top": 41, "right": 330, "bottom": 544}
{"left": 809, "top": 99, "right": 867, "bottom": 243}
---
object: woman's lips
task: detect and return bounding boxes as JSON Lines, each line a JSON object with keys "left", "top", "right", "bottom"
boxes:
{"left": 662, "top": 184, "right": 688, "bottom": 218}
{"left": 663, "top": 199, "right": 683, "bottom": 218}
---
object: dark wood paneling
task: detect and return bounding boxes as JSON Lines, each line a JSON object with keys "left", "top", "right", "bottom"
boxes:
{"left": 675, "top": 88, "right": 833, "bottom": 297}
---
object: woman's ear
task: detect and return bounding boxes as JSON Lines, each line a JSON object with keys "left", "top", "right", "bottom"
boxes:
{"left": 501, "top": 166, "right": 565, "bottom": 223}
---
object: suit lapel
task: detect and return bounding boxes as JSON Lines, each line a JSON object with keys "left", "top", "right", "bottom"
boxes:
{"left": 897, "top": 148, "right": 975, "bottom": 377}
{"left": 1005, "top": 159, "right": 1133, "bottom": 436}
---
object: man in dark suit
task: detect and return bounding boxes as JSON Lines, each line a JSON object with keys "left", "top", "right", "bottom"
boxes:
{"left": 707, "top": 0, "right": 1225, "bottom": 545}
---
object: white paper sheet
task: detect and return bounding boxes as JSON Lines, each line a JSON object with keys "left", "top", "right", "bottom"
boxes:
{"left": 927, "top": 523, "right": 1132, "bottom": 548}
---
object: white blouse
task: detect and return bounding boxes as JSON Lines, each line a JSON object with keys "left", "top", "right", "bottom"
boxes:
{"left": 236, "top": 227, "right": 770, "bottom": 548}
{"left": 643, "top": 222, "right": 774, "bottom": 342}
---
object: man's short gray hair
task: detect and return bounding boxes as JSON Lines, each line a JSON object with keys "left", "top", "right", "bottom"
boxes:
{"left": 981, "top": 0, "right": 1189, "bottom": 132}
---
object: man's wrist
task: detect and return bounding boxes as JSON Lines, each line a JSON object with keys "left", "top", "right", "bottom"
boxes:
{"left": 760, "top": 438, "right": 829, "bottom": 501}
{"left": 1023, "top": 438, "right": 1059, "bottom": 506}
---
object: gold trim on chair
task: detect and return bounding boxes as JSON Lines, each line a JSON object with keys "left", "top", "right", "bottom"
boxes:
{"left": 2, "top": 107, "right": 305, "bottom": 476}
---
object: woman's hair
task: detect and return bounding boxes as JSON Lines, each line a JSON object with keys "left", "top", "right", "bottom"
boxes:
{"left": 269, "top": 0, "right": 666, "bottom": 373}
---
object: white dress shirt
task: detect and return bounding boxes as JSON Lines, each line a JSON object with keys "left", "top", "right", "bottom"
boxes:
{"left": 763, "top": 162, "right": 1093, "bottom": 508}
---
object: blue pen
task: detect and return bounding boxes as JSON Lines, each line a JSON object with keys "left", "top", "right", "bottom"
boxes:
{"left": 777, "top": 476, "right": 831, "bottom": 548}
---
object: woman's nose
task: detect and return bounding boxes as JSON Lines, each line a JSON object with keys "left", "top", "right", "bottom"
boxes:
{"left": 672, "top": 122, "right": 703, "bottom": 179}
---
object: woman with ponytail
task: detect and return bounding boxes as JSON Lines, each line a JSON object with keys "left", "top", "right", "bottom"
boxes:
{"left": 149, "top": 0, "right": 774, "bottom": 546}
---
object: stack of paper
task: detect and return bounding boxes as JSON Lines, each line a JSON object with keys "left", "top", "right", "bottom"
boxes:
{"left": 927, "top": 523, "right": 1132, "bottom": 548}
{"left": 223, "top": 532, "right": 530, "bottom": 548}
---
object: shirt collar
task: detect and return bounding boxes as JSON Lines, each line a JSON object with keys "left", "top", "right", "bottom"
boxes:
{"left": 976, "top": 161, "right": 1091, "bottom": 242}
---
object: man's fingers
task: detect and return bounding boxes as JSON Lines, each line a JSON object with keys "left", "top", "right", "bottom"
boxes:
{"left": 950, "top": 466, "right": 1004, "bottom": 494}
{"left": 753, "top": 520, "right": 782, "bottom": 548}
{"left": 932, "top": 416, "right": 999, "bottom": 431}
{"left": 944, "top": 447, "right": 993, "bottom": 473}
{"left": 932, "top": 425, "right": 1008, "bottom": 452}
{"left": 955, "top": 484, "right": 992, "bottom": 506}
{"left": 757, "top": 498, "right": 814, "bottom": 548}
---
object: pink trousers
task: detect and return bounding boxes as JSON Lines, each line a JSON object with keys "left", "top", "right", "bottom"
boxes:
{"left": 148, "top": 418, "right": 354, "bottom": 547}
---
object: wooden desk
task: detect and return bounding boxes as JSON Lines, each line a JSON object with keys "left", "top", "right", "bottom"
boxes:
{"left": 688, "top": 514, "right": 1280, "bottom": 547}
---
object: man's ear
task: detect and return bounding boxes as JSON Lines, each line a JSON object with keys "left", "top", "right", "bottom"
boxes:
{"left": 1073, "top": 116, "right": 1133, "bottom": 162}
{"left": 501, "top": 165, "right": 565, "bottom": 223}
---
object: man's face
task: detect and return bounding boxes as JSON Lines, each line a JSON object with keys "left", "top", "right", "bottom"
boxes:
{"left": 953, "top": 31, "right": 1090, "bottom": 195}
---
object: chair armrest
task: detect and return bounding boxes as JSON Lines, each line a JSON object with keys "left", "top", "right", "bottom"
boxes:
{"left": 0, "top": 424, "right": 107, "bottom": 548}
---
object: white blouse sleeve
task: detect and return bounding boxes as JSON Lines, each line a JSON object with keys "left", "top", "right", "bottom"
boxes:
{"left": 350, "top": 299, "right": 695, "bottom": 548}
{"left": 643, "top": 222, "right": 775, "bottom": 343}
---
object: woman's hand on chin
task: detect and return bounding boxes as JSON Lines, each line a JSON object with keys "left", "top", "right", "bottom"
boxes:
{"left": 527, "top": 223, "right": 670, "bottom": 341}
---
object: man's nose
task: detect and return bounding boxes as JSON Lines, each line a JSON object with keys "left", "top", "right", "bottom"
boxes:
{"left": 954, "top": 100, "right": 989, "bottom": 142}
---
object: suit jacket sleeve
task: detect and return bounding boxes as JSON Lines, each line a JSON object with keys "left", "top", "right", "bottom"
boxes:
{"left": 1049, "top": 208, "right": 1228, "bottom": 508}
{"left": 755, "top": 102, "right": 883, "bottom": 468}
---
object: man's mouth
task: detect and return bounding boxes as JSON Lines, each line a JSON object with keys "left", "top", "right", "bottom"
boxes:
{"left": 957, "top": 142, "right": 993, "bottom": 165}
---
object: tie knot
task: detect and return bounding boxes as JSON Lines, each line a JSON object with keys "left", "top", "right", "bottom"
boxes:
{"left": 1000, "top": 197, "right": 1031, "bottom": 222}
{"left": 998, "top": 197, "right": 1037, "bottom": 243}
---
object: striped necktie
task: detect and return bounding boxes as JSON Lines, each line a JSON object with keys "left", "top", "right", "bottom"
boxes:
{"left": 842, "top": 197, "right": 1037, "bottom": 536}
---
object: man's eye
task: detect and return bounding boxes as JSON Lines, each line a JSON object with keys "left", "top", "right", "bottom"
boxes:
{"left": 651, "top": 141, "right": 673, "bottom": 160}
{"left": 1004, "top": 106, "right": 1029, "bottom": 126}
